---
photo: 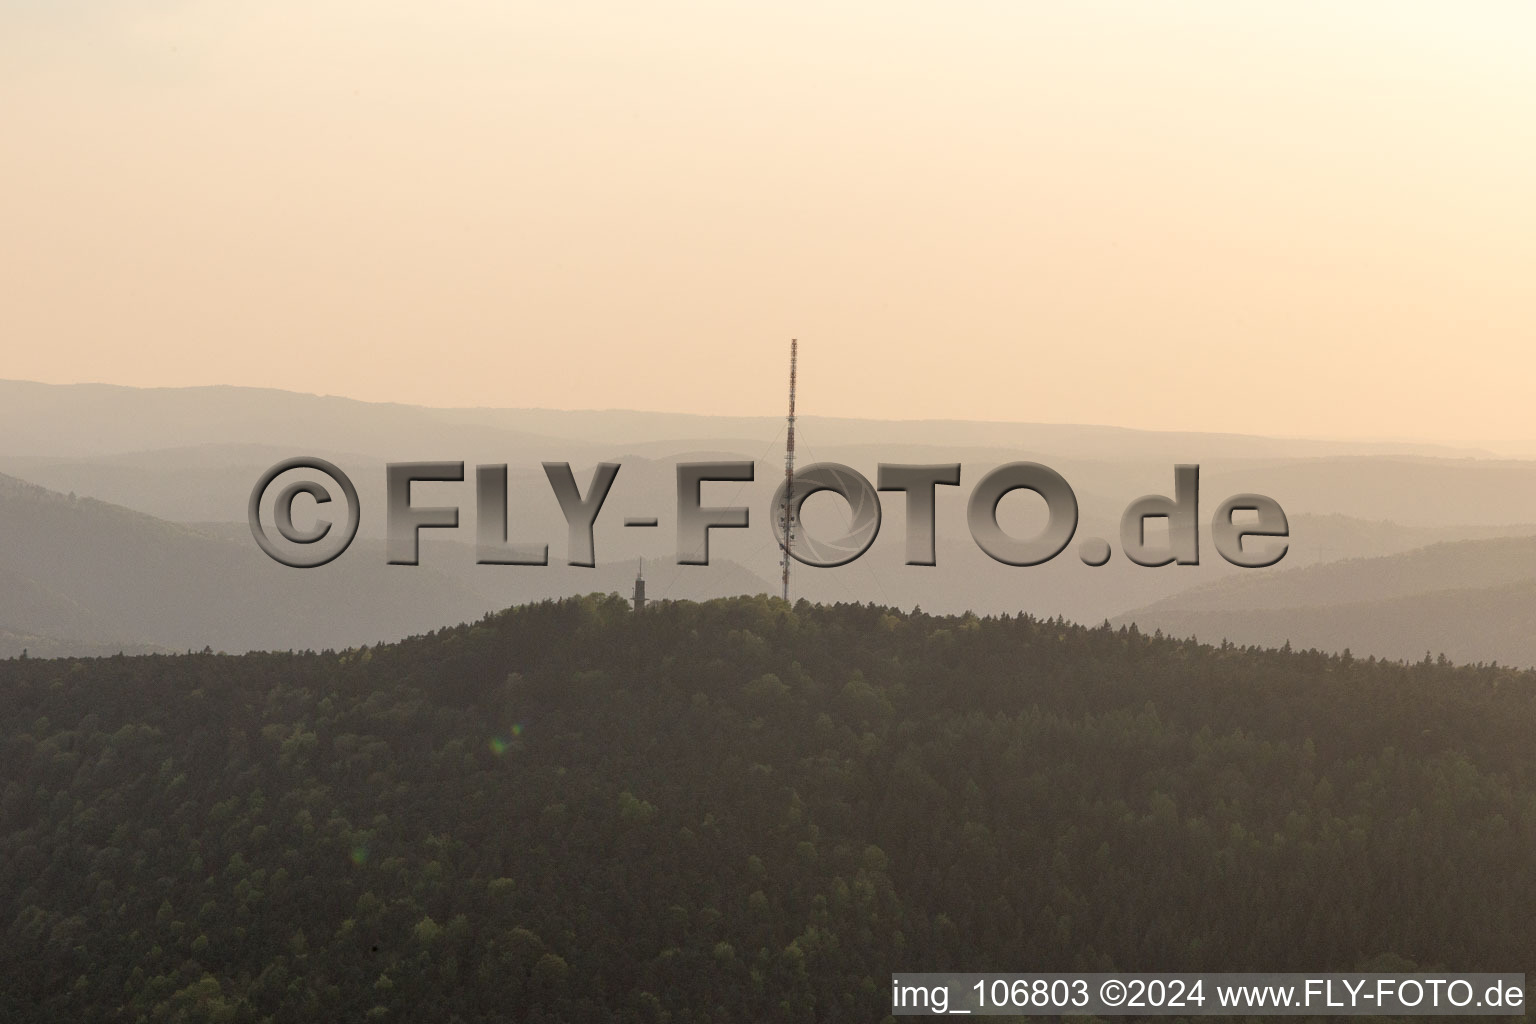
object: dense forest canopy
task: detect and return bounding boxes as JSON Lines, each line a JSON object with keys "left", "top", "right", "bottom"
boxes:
{"left": 2, "top": 595, "right": 1533, "bottom": 1021}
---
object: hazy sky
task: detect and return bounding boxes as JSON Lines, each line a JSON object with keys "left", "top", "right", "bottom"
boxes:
{"left": 4, "top": 2, "right": 1533, "bottom": 441}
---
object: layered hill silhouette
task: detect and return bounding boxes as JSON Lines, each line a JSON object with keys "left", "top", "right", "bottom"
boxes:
{"left": 11, "top": 463, "right": 1536, "bottom": 658}
{"left": 1119, "top": 535, "right": 1536, "bottom": 666}
{"left": 0, "top": 472, "right": 776, "bottom": 656}
{"left": 6, "top": 379, "right": 1536, "bottom": 661}
{"left": 0, "top": 473, "right": 489, "bottom": 657}
{"left": 0, "top": 379, "right": 1493, "bottom": 461}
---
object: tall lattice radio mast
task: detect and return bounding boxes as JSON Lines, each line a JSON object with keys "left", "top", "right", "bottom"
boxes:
{"left": 779, "top": 339, "right": 798, "bottom": 603}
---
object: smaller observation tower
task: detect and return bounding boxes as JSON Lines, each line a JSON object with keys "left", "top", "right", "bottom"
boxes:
{"left": 632, "top": 560, "right": 646, "bottom": 613}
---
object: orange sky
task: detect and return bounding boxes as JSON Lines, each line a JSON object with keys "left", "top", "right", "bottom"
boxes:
{"left": 3, "top": 2, "right": 1533, "bottom": 441}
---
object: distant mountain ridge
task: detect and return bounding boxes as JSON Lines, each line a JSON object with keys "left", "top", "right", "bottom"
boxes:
{"left": 0, "top": 471, "right": 778, "bottom": 657}
{"left": 0, "top": 472, "right": 489, "bottom": 656}
{"left": 1118, "top": 535, "right": 1536, "bottom": 666}
{"left": 0, "top": 379, "right": 1494, "bottom": 460}
{"left": 7, "top": 379, "right": 1536, "bottom": 662}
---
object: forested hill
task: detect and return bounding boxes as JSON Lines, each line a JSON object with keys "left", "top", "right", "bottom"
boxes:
{"left": 2, "top": 597, "right": 1534, "bottom": 1022}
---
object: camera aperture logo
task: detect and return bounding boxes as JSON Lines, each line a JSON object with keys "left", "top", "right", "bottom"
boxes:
{"left": 248, "top": 459, "right": 1289, "bottom": 572}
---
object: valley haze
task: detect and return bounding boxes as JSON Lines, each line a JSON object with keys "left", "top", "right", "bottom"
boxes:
{"left": 2, "top": 379, "right": 1533, "bottom": 667}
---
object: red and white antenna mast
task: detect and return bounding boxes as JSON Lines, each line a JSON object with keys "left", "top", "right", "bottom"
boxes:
{"left": 780, "top": 339, "right": 798, "bottom": 603}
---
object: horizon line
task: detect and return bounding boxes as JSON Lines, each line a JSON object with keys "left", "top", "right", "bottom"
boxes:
{"left": 0, "top": 377, "right": 1525, "bottom": 454}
